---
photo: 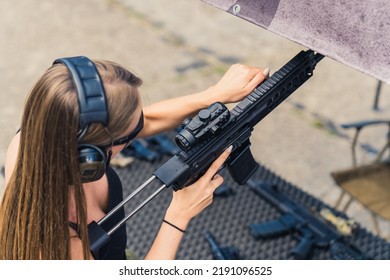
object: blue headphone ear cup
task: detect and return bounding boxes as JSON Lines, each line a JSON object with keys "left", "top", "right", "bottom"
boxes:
{"left": 78, "top": 144, "right": 107, "bottom": 183}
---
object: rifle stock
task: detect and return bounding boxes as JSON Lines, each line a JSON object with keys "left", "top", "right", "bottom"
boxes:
{"left": 154, "top": 50, "right": 324, "bottom": 191}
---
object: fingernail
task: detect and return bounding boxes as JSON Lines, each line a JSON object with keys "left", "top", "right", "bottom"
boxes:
{"left": 262, "top": 68, "right": 270, "bottom": 77}
{"left": 226, "top": 145, "right": 233, "bottom": 153}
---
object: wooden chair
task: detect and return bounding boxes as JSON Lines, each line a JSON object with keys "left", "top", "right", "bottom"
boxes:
{"left": 331, "top": 120, "right": 390, "bottom": 236}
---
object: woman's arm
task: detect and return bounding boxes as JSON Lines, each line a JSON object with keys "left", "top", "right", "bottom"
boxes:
{"left": 144, "top": 146, "right": 232, "bottom": 260}
{"left": 139, "top": 65, "right": 268, "bottom": 137}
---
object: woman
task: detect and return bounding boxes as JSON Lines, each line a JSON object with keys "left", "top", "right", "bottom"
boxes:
{"left": 0, "top": 57, "right": 267, "bottom": 259}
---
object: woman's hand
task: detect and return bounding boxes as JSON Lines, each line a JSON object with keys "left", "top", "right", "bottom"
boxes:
{"left": 145, "top": 147, "right": 231, "bottom": 260}
{"left": 139, "top": 64, "right": 268, "bottom": 138}
{"left": 208, "top": 64, "right": 269, "bottom": 104}
{"left": 164, "top": 146, "right": 233, "bottom": 230}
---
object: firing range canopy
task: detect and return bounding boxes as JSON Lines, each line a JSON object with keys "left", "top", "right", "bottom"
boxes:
{"left": 202, "top": 0, "right": 390, "bottom": 83}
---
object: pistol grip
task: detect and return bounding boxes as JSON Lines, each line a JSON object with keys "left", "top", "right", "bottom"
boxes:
{"left": 226, "top": 141, "right": 258, "bottom": 184}
{"left": 290, "top": 236, "right": 314, "bottom": 260}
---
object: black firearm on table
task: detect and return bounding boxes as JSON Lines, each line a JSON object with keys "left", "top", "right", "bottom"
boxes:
{"left": 88, "top": 50, "right": 324, "bottom": 257}
{"left": 204, "top": 231, "right": 240, "bottom": 260}
{"left": 247, "top": 180, "right": 369, "bottom": 260}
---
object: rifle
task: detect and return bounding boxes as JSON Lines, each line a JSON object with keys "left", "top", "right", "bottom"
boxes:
{"left": 204, "top": 231, "right": 240, "bottom": 260}
{"left": 154, "top": 49, "right": 324, "bottom": 190}
{"left": 122, "top": 139, "right": 160, "bottom": 162}
{"left": 247, "top": 180, "right": 369, "bottom": 260}
{"left": 146, "top": 133, "right": 181, "bottom": 156}
{"left": 88, "top": 50, "right": 324, "bottom": 257}
{"left": 121, "top": 133, "right": 180, "bottom": 162}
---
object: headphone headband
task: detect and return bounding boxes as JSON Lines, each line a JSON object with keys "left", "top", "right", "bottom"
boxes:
{"left": 53, "top": 56, "right": 108, "bottom": 131}
{"left": 53, "top": 56, "right": 109, "bottom": 183}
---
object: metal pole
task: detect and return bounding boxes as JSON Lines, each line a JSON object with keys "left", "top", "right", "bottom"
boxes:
{"left": 107, "top": 184, "right": 166, "bottom": 236}
{"left": 373, "top": 80, "right": 382, "bottom": 111}
{"left": 98, "top": 175, "right": 157, "bottom": 225}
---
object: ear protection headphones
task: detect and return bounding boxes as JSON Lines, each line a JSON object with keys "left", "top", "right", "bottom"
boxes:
{"left": 53, "top": 56, "right": 110, "bottom": 183}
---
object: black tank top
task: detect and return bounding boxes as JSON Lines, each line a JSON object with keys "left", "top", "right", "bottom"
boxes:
{"left": 94, "top": 167, "right": 127, "bottom": 259}
{"left": 69, "top": 167, "right": 127, "bottom": 260}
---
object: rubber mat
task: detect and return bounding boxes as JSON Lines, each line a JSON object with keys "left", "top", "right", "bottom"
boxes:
{"left": 115, "top": 141, "right": 390, "bottom": 260}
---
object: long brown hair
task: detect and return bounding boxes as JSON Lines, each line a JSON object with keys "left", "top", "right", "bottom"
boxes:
{"left": 0, "top": 59, "right": 142, "bottom": 259}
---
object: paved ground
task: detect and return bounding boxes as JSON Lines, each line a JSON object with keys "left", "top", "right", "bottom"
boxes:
{"left": 0, "top": 0, "right": 389, "bottom": 239}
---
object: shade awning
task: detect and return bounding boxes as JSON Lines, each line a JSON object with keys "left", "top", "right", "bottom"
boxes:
{"left": 202, "top": 0, "right": 390, "bottom": 83}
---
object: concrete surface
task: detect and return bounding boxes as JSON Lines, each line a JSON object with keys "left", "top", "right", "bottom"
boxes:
{"left": 0, "top": 0, "right": 389, "bottom": 239}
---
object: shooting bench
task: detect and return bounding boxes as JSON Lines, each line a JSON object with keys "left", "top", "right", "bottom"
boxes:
{"left": 115, "top": 133, "right": 390, "bottom": 260}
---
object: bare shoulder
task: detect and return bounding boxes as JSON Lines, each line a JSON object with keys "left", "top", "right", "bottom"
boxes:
{"left": 5, "top": 133, "right": 20, "bottom": 185}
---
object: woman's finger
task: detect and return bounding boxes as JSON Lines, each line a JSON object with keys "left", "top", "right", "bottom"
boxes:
{"left": 244, "top": 68, "right": 269, "bottom": 91}
{"left": 208, "top": 174, "right": 224, "bottom": 192}
{"left": 199, "top": 145, "right": 232, "bottom": 184}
